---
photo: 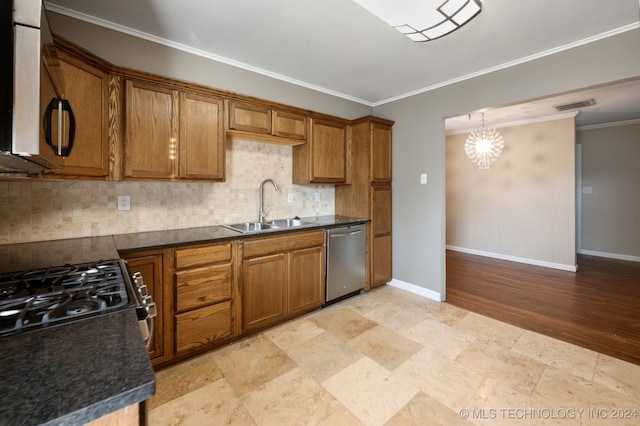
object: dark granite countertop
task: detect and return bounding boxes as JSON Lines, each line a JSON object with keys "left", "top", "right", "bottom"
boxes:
{"left": 0, "top": 236, "right": 120, "bottom": 274}
{"left": 0, "top": 216, "right": 368, "bottom": 272}
{"left": 0, "top": 214, "right": 366, "bottom": 425}
{"left": 114, "top": 215, "right": 368, "bottom": 253}
{"left": 0, "top": 309, "right": 155, "bottom": 426}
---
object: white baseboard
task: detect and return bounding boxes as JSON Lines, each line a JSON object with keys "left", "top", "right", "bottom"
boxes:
{"left": 446, "top": 245, "right": 577, "bottom": 272}
{"left": 387, "top": 279, "right": 443, "bottom": 301}
{"left": 579, "top": 249, "right": 640, "bottom": 263}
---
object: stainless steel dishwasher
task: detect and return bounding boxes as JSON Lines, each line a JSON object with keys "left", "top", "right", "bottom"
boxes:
{"left": 325, "top": 223, "right": 366, "bottom": 305}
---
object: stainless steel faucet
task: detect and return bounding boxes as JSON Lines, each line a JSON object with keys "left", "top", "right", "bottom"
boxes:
{"left": 258, "top": 178, "right": 279, "bottom": 223}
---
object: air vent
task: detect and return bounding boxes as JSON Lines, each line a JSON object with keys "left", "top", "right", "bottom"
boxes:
{"left": 554, "top": 99, "right": 596, "bottom": 111}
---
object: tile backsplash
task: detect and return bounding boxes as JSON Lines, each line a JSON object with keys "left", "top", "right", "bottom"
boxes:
{"left": 0, "top": 140, "right": 335, "bottom": 244}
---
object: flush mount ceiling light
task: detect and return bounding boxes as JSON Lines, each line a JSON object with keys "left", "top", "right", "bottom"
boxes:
{"left": 464, "top": 113, "right": 504, "bottom": 170}
{"left": 352, "top": 0, "right": 482, "bottom": 42}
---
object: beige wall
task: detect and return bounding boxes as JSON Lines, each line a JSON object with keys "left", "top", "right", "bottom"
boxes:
{"left": 446, "top": 118, "right": 577, "bottom": 269}
{"left": 577, "top": 122, "right": 640, "bottom": 259}
{"left": 374, "top": 29, "right": 640, "bottom": 297}
{"left": 0, "top": 140, "right": 334, "bottom": 244}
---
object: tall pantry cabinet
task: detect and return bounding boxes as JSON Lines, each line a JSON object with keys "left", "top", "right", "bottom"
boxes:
{"left": 336, "top": 116, "right": 394, "bottom": 289}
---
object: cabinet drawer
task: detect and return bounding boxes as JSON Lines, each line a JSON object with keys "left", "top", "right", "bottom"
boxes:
{"left": 175, "top": 264, "right": 232, "bottom": 312}
{"left": 175, "top": 301, "right": 232, "bottom": 354}
{"left": 243, "top": 230, "right": 324, "bottom": 258}
{"left": 176, "top": 243, "right": 231, "bottom": 269}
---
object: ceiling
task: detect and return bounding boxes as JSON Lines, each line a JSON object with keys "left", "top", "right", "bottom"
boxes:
{"left": 45, "top": 0, "right": 640, "bottom": 129}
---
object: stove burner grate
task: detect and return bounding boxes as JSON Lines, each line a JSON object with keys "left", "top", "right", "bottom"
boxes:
{"left": 0, "top": 260, "right": 134, "bottom": 336}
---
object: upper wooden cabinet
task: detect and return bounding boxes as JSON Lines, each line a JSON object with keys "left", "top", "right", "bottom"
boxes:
{"left": 179, "top": 92, "right": 225, "bottom": 180}
{"left": 42, "top": 45, "right": 110, "bottom": 178}
{"left": 122, "top": 79, "right": 224, "bottom": 181}
{"left": 37, "top": 38, "right": 362, "bottom": 183}
{"left": 292, "top": 116, "right": 348, "bottom": 184}
{"left": 124, "top": 80, "right": 176, "bottom": 179}
{"left": 226, "top": 100, "right": 306, "bottom": 145}
{"left": 371, "top": 121, "right": 392, "bottom": 183}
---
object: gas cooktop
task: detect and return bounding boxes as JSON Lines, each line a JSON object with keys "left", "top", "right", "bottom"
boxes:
{"left": 0, "top": 259, "right": 135, "bottom": 336}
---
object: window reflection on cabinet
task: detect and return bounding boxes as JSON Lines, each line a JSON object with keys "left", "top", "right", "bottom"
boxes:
{"left": 123, "top": 80, "right": 224, "bottom": 181}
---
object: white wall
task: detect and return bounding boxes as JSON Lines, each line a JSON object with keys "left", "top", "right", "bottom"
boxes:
{"left": 446, "top": 118, "right": 576, "bottom": 270}
{"left": 374, "top": 30, "right": 640, "bottom": 299}
{"left": 577, "top": 122, "right": 640, "bottom": 260}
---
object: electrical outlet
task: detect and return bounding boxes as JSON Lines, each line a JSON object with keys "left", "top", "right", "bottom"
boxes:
{"left": 314, "top": 192, "right": 321, "bottom": 202}
{"left": 117, "top": 195, "right": 131, "bottom": 211}
{"left": 287, "top": 193, "right": 294, "bottom": 203}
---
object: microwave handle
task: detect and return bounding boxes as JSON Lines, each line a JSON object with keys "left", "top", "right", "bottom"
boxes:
{"left": 43, "top": 98, "right": 76, "bottom": 157}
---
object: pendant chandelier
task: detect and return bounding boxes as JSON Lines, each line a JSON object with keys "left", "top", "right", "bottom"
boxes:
{"left": 464, "top": 113, "right": 504, "bottom": 170}
{"left": 352, "top": 0, "right": 482, "bottom": 42}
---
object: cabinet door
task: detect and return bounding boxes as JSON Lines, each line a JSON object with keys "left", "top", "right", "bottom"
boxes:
{"left": 371, "top": 185, "right": 392, "bottom": 237}
{"left": 372, "top": 234, "right": 392, "bottom": 287}
{"left": 371, "top": 122, "right": 392, "bottom": 183}
{"left": 124, "top": 80, "right": 177, "bottom": 179}
{"left": 121, "top": 253, "right": 165, "bottom": 364}
{"left": 179, "top": 92, "right": 224, "bottom": 180}
{"left": 311, "top": 118, "right": 346, "bottom": 182}
{"left": 273, "top": 110, "right": 306, "bottom": 140}
{"left": 371, "top": 185, "right": 392, "bottom": 287}
{"left": 289, "top": 246, "right": 324, "bottom": 315}
{"left": 227, "top": 101, "right": 272, "bottom": 134}
{"left": 51, "top": 52, "right": 109, "bottom": 177}
{"left": 242, "top": 253, "right": 286, "bottom": 332}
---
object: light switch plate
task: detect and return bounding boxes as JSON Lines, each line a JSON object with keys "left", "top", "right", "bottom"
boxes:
{"left": 420, "top": 173, "right": 427, "bottom": 184}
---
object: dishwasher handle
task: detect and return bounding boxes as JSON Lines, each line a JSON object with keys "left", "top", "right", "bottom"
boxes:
{"left": 329, "top": 229, "right": 363, "bottom": 238}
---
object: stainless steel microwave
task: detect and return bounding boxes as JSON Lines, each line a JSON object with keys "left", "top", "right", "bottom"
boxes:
{"left": 0, "top": 0, "right": 75, "bottom": 174}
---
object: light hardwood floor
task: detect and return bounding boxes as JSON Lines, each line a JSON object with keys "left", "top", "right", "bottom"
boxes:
{"left": 147, "top": 285, "right": 640, "bottom": 425}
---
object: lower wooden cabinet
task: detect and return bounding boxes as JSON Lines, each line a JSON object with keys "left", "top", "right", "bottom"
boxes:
{"left": 242, "top": 253, "right": 287, "bottom": 331}
{"left": 121, "top": 231, "right": 329, "bottom": 367}
{"left": 120, "top": 251, "right": 166, "bottom": 366}
{"left": 242, "top": 230, "right": 325, "bottom": 333}
{"left": 289, "top": 246, "right": 324, "bottom": 315}
{"left": 371, "top": 184, "right": 392, "bottom": 287}
{"left": 173, "top": 242, "right": 235, "bottom": 356}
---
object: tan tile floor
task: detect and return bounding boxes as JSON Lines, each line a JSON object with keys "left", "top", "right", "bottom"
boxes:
{"left": 147, "top": 286, "right": 640, "bottom": 425}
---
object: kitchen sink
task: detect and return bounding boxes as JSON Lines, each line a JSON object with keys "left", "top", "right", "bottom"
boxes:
{"left": 266, "top": 218, "right": 307, "bottom": 228}
{"left": 222, "top": 217, "right": 310, "bottom": 233}
{"left": 222, "top": 222, "right": 276, "bottom": 233}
